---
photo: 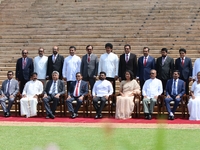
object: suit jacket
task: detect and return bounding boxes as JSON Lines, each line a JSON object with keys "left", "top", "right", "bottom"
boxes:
{"left": 118, "top": 53, "right": 137, "bottom": 79}
{"left": 44, "top": 79, "right": 65, "bottom": 95}
{"left": 166, "top": 78, "right": 185, "bottom": 97}
{"left": 175, "top": 57, "right": 192, "bottom": 80}
{"left": 68, "top": 80, "right": 88, "bottom": 97}
{"left": 137, "top": 55, "right": 155, "bottom": 81}
{"left": 0, "top": 79, "right": 19, "bottom": 96}
{"left": 15, "top": 57, "right": 34, "bottom": 81}
{"left": 156, "top": 56, "right": 174, "bottom": 80}
{"left": 46, "top": 54, "right": 64, "bottom": 79}
{"left": 80, "top": 54, "right": 98, "bottom": 78}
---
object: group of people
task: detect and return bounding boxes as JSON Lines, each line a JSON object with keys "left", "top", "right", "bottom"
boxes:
{"left": 0, "top": 43, "right": 200, "bottom": 121}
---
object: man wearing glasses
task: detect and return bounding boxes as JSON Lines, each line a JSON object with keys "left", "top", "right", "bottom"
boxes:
{"left": 142, "top": 69, "right": 163, "bottom": 120}
{"left": 33, "top": 47, "right": 48, "bottom": 87}
{"left": 0, "top": 71, "right": 19, "bottom": 117}
{"left": 16, "top": 49, "right": 34, "bottom": 93}
{"left": 46, "top": 46, "right": 64, "bottom": 80}
{"left": 80, "top": 45, "right": 98, "bottom": 92}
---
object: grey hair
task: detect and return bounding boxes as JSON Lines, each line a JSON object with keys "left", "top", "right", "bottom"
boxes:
{"left": 52, "top": 71, "right": 59, "bottom": 76}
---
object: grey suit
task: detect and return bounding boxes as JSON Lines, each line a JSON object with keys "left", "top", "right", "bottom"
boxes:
{"left": 80, "top": 53, "right": 98, "bottom": 91}
{"left": 0, "top": 79, "right": 19, "bottom": 114}
{"left": 43, "top": 79, "right": 65, "bottom": 117}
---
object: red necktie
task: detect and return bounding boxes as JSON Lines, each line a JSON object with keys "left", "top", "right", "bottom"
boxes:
{"left": 87, "top": 54, "right": 90, "bottom": 62}
{"left": 75, "top": 81, "right": 80, "bottom": 97}
{"left": 144, "top": 57, "right": 147, "bottom": 66}
{"left": 181, "top": 58, "right": 184, "bottom": 66}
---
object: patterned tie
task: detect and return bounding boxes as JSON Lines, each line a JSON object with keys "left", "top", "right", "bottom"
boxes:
{"left": 88, "top": 54, "right": 90, "bottom": 62}
{"left": 51, "top": 81, "right": 56, "bottom": 96}
{"left": 181, "top": 58, "right": 184, "bottom": 66}
{"left": 172, "top": 80, "right": 176, "bottom": 96}
{"left": 144, "top": 57, "right": 147, "bottom": 66}
{"left": 23, "top": 58, "right": 26, "bottom": 69}
{"left": 125, "top": 54, "right": 128, "bottom": 63}
{"left": 6, "top": 80, "right": 10, "bottom": 96}
{"left": 75, "top": 81, "right": 80, "bottom": 97}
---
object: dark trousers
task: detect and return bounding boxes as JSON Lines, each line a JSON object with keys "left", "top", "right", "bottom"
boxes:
{"left": 67, "top": 81, "right": 73, "bottom": 93}
{"left": 161, "top": 79, "right": 168, "bottom": 95}
{"left": 19, "top": 78, "right": 29, "bottom": 94}
{"left": 43, "top": 95, "right": 59, "bottom": 116}
{"left": 82, "top": 77, "right": 95, "bottom": 92}
{"left": 165, "top": 95, "right": 181, "bottom": 114}
{"left": 66, "top": 96, "right": 82, "bottom": 114}
{"left": 93, "top": 96, "right": 107, "bottom": 115}
{"left": 106, "top": 77, "right": 115, "bottom": 94}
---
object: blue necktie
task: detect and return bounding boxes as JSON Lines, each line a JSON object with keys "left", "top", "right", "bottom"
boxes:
{"left": 172, "top": 80, "right": 176, "bottom": 96}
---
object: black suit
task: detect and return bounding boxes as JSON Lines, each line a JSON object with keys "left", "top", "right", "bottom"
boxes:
{"left": 15, "top": 57, "right": 34, "bottom": 93}
{"left": 175, "top": 57, "right": 192, "bottom": 94}
{"left": 118, "top": 53, "right": 137, "bottom": 79}
{"left": 156, "top": 56, "right": 174, "bottom": 94}
{"left": 46, "top": 54, "right": 64, "bottom": 80}
{"left": 43, "top": 79, "right": 65, "bottom": 117}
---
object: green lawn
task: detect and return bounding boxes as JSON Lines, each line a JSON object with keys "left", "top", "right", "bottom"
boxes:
{"left": 0, "top": 126, "right": 199, "bottom": 150}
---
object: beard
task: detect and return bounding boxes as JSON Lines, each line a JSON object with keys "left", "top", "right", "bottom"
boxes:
{"left": 53, "top": 51, "right": 58, "bottom": 55}
{"left": 99, "top": 77, "right": 104, "bottom": 80}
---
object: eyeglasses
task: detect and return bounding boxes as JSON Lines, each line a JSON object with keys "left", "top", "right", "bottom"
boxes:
{"left": 39, "top": 51, "right": 43, "bottom": 52}
{"left": 22, "top": 53, "right": 27, "bottom": 54}
{"left": 150, "top": 73, "right": 155, "bottom": 74}
{"left": 87, "top": 49, "right": 92, "bottom": 50}
{"left": 7, "top": 74, "right": 13, "bottom": 76}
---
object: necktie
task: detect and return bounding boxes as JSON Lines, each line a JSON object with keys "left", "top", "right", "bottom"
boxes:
{"left": 52, "top": 81, "right": 56, "bottom": 96}
{"left": 125, "top": 54, "right": 128, "bottom": 63}
{"left": 181, "top": 58, "right": 184, "bottom": 66}
{"left": 162, "top": 57, "right": 165, "bottom": 65}
{"left": 88, "top": 54, "right": 90, "bottom": 62}
{"left": 53, "top": 55, "right": 56, "bottom": 63}
{"left": 172, "top": 80, "right": 176, "bottom": 95}
{"left": 23, "top": 58, "right": 26, "bottom": 69}
{"left": 7, "top": 80, "right": 10, "bottom": 96}
{"left": 144, "top": 57, "right": 147, "bottom": 66}
{"left": 75, "top": 81, "right": 80, "bottom": 97}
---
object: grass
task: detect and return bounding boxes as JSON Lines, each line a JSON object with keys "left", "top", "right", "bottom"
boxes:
{"left": 0, "top": 125, "right": 200, "bottom": 150}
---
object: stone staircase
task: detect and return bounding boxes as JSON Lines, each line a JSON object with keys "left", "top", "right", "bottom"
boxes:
{"left": 0, "top": 0, "right": 200, "bottom": 87}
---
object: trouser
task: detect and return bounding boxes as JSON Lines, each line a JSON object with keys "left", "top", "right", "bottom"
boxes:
{"left": 165, "top": 95, "right": 181, "bottom": 114}
{"left": 93, "top": 96, "right": 107, "bottom": 115}
{"left": 66, "top": 97, "right": 82, "bottom": 114}
{"left": 43, "top": 95, "right": 59, "bottom": 116}
{"left": 143, "top": 98, "right": 157, "bottom": 114}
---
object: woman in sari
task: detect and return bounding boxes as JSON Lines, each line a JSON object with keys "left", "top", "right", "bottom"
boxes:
{"left": 188, "top": 71, "right": 200, "bottom": 120}
{"left": 115, "top": 70, "right": 140, "bottom": 119}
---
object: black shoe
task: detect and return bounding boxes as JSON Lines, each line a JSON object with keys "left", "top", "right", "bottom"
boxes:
{"left": 49, "top": 114, "right": 55, "bottom": 119}
{"left": 148, "top": 114, "right": 152, "bottom": 120}
{"left": 168, "top": 115, "right": 174, "bottom": 120}
{"left": 4, "top": 112, "right": 7, "bottom": 117}
{"left": 94, "top": 115, "right": 99, "bottom": 119}
{"left": 98, "top": 114, "right": 102, "bottom": 119}
{"left": 5, "top": 112, "right": 10, "bottom": 117}
{"left": 144, "top": 113, "right": 149, "bottom": 119}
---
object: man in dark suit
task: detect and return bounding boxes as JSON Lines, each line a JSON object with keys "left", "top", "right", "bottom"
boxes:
{"left": 43, "top": 71, "right": 65, "bottom": 119}
{"left": 175, "top": 48, "right": 192, "bottom": 95}
{"left": 46, "top": 46, "right": 64, "bottom": 80}
{"left": 137, "top": 47, "right": 155, "bottom": 89}
{"left": 0, "top": 71, "right": 19, "bottom": 117}
{"left": 118, "top": 44, "right": 137, "bottom": 81}
{"left": 156, "top": 48, "right": 174, "bottom": 94}
{"left": 66, "top": 72, "right": 88, "bottom": 118}
{"left": 165, "top": 70, "right": 185, "bottom": 120}
{"left": 80, "top": 45, "right": 98, "bottom": 91}
{"left": 16, "top": 49, "right": 34, "bottom": 93}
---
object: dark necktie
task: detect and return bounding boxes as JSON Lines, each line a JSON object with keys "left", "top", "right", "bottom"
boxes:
{"left": 52, "top": 81, "right": 56, "bottom": 96}
{"left": 144, "top": 57, "right": 147, "bottom": 66}
{"left": 125, "top": 54, "right": 128, "bottom": 63}
{"left": 172, "top": 80, "right": 176, "bottom": 95}
{"left": 88, "top": 54, "right": 90, "bottom": 62}
{"left": 181, "top": 58, "right": 184, "bottom": 66}
{"left": 23, "top": 58, "right": 26, "bottom": 69}
{"left": 7, "top": 80, "right": 10, "bottom": 96}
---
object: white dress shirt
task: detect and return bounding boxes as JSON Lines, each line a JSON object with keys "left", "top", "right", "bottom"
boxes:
{"left": 62, "top": 55, "right": 81, "bottom": 81}
{"left": 34, "top": 55, "right": 48, "bottom": 79}
{"left": 98, "top": 52, "right": 119, "bottom": 78}
{"left": 142, "top": 78, "right": 163, "bottom": 99}
{"left": 193, "top": 58, "right": 200, "bottom": 80}
{"left": 22, "top": 80, "right": 43, "bottom": 97}
{"left": 92, "top": 80, "right": 113, "bottom": 97}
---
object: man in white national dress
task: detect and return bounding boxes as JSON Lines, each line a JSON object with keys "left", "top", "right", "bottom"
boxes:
{"left": 20, "top": 72, "right": 43, "bottom": 118}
